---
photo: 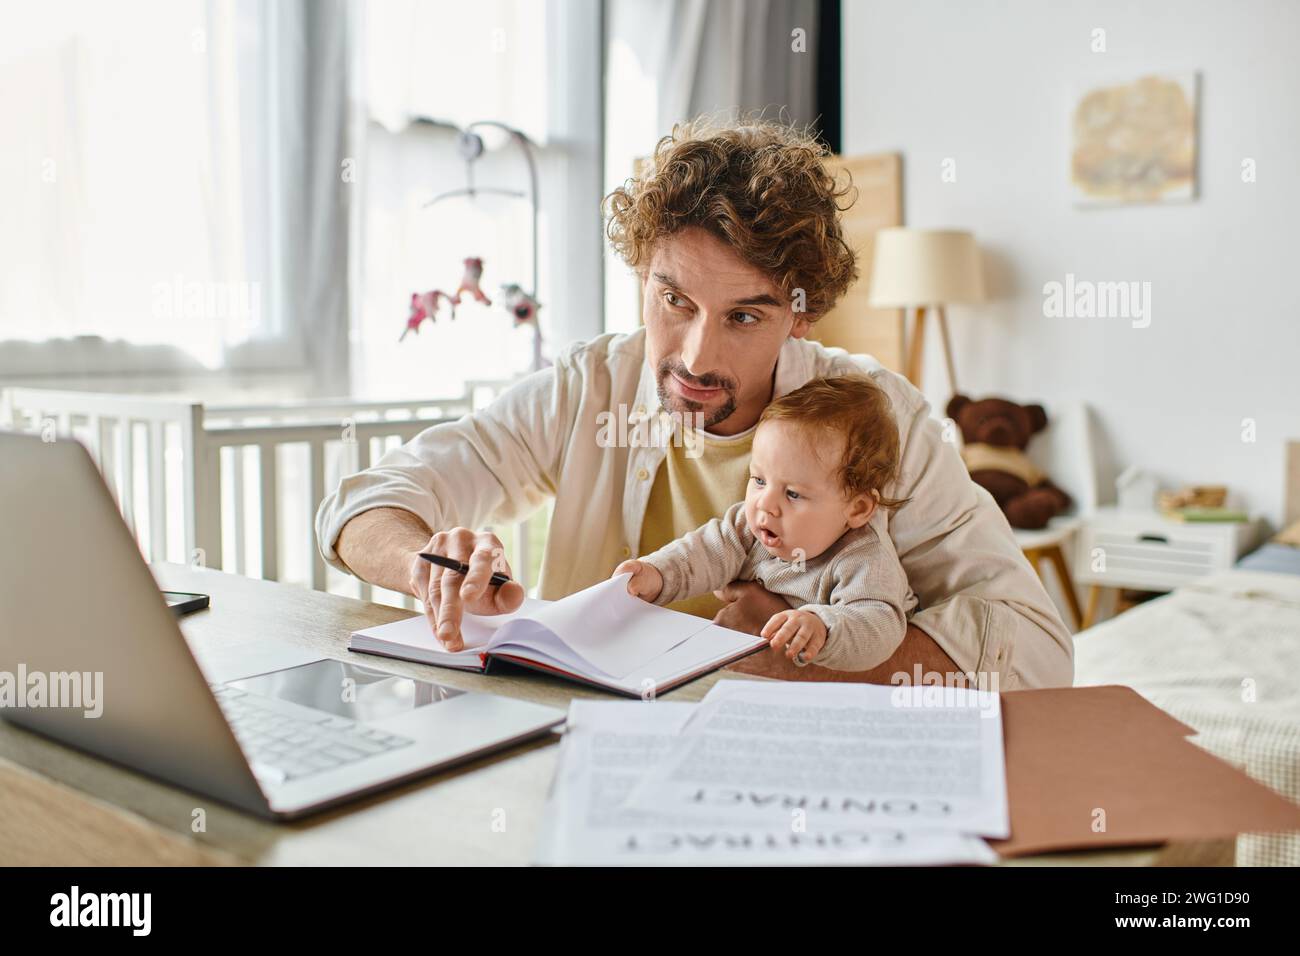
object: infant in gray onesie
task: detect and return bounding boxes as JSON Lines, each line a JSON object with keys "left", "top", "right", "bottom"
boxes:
{"left": 615, "top": 375, "right": 917, "bottom": 670}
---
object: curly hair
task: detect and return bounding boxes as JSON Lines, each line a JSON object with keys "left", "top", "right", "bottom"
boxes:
{"left": 604, "top": 114, "right": 859, "bottom": 319}
{"left": 759, "top": 375, "right": 910, "bottom": 511}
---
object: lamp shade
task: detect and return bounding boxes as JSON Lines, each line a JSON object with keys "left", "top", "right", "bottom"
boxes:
{"left": 867, "top": 228, "right": 985, "bottom": 307}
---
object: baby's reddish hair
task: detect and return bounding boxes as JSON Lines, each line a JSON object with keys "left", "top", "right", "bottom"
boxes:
{"left": 759, "top": 375, "right": 908, "bottom": 510}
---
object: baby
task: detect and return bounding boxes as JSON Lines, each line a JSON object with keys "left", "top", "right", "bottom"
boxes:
{"left": 614, "top": 375, "right": 916, "bottom": 670}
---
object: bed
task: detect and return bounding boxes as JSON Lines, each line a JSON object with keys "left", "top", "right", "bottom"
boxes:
{"left": 1072, "top": 442, "right": 1300, "bottom": 866}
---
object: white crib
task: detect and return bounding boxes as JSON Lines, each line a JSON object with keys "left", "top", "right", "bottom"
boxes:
{"left": 0, "top": 383, "right": 535, "bottom": 610}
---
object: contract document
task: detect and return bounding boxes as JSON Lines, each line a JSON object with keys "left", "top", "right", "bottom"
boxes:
{"left": 535, "top": 699, "right": 999, "bottom": 865}
{"left": 625, "top": 680, "right": 1010, "bottom": 838}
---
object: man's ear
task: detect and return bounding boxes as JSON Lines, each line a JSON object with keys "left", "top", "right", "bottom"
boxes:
{"left": 946, "top": 394, "right": 971, "bottom": 420}
{"left": 789, "top": 314, "right": 813, "bottom": 339}
{"left": 845, "top": 491, "right": 878, "bottom": 529}
{"left": 1024, "top": 404, "right": 1048, "bottom": 434}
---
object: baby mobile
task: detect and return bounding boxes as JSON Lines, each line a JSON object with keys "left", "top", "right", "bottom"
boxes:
{"left": 400, "top": 121, "right": 546, "bottom": 372}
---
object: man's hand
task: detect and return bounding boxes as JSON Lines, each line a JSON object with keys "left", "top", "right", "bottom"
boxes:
{"left": 711, "top": 580, "right": 792, "bottom": 635}
{"left": 613, "top": 559, "right": 664, "bottom": 602}
{"left": 760, "top": 608, "right": 827, "bottom": 664}
{"left": 408, "top": 528, "right": 525, "bottom": 651}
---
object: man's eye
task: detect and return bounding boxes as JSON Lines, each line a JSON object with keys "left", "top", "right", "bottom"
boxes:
{"left": 732, "top": 311, "right": 759, "bottom": 326}
{"left": 664, "top": 292, "right": 685, "bottom": 308}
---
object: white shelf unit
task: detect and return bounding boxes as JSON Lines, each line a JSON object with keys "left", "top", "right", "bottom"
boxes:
{"left": 1074, "top": 506, "right": 1265, "bottom": 593}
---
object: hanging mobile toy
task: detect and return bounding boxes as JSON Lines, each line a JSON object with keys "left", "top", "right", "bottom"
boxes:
{"left": 400, "top": 289, "right": 455, "bottom": 341}
{"left": 499, "top": 283, "right": 541, "bottom": 326}
{"left": 452, "top": 257, "right": 492, "bottom": 306}
{"left": 419, "top": 122, "right": 544, "bottom": 370}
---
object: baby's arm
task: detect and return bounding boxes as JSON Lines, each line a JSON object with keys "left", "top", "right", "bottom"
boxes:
{"left": 633, "top": 501, "right": 753, "bottom": 605}
{"left": 799, "top": 538, "right": 911, "bottom": 671}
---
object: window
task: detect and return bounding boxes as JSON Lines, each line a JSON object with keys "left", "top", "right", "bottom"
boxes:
{"left": 350, "top": 0, "right": 603, "bottom": 399}
{"left": 0, "top": 0, "right": 297, "bottom": 375}
{"left": 0, "top": 0, "right": 602, "bottom": 390}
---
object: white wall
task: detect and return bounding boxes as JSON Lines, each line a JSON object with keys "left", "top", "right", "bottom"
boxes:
{"left": 844, "top": 0, "right": 1300, "bottom": 527}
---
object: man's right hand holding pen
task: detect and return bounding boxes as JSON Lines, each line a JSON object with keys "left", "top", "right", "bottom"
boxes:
{"left": 407, "top": 528, "right": 525, "bottom": 651}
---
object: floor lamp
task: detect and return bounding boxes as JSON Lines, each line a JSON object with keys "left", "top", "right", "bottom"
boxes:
{"left": 868, "top": 228, "right": 984, "bottom": 394}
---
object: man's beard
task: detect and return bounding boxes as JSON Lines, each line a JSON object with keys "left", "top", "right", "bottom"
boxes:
{"left": 656, "top": 357, "right": 737, "bottom": 430}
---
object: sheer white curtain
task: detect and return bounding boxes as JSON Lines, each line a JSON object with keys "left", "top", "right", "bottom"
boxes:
{"left": 364, "top": 0, "right": 548, "bottom": 144}
{"left": 348, "top": 0, "right": 603, "bottom": 399}
{"left": 0, "top": 0, "right": 352, "bottom": 382}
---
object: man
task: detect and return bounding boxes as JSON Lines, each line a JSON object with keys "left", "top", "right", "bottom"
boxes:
{"left": 316, "top": 118, "right": 1073, "bottom": 690}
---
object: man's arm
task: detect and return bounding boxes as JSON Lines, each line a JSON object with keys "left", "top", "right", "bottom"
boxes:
{"left": 315, "top": 363, "right": 568, "bottom": 578}
{"left": 334, "top": 506, "right": 432, "bottom": 594}
{"left": 711, "top": 583, "right": 956, "bottom": 682}
{"left": 315, "top": 358, "right": 574, "bottom": 648}
{"left": 881, "top": 377, "right": 1074, "bottom": 689}
{"left": 726, "top": 614, "right": 962, "bottom": 685}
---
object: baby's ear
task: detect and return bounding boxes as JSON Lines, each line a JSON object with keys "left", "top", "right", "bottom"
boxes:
{"left": 846, "top": 491, "right": 878, "bottom": 529}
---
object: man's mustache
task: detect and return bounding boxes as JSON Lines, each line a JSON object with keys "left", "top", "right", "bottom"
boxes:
{"left": 658, "top": 359, "right": 735, "bottom": 393}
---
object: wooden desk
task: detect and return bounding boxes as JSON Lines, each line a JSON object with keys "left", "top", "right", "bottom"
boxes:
{"left": 0, "top": 565, "right": 1231, "bottom": 866}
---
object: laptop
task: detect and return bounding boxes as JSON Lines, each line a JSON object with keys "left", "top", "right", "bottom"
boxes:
{"left": 0, "top": 431, "right": 565, "bottom": 819}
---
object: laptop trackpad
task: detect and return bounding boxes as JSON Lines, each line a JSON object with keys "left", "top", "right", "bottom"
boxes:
{"left": 228, "top": 660, "right": 464, "bottom": 724}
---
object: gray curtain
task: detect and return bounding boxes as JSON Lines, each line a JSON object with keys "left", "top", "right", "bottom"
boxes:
{"left": 650, "top": 0, "right": 820, "bottom": 133}
{"left": 274, "top": 0, "right": 353, "bottom": 388}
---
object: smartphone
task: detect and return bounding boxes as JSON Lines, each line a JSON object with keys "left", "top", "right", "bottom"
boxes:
{"left": 162, "top": 590, "right": 210, "bottom": 616}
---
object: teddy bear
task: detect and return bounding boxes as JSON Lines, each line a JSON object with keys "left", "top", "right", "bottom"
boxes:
{"left": 946, "top": 393, "right": 1072, "bottom": 530}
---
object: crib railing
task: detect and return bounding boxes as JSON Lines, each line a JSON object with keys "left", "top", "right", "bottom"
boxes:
{"left": 0, "top": 383, "right": 529, "bottom": 609}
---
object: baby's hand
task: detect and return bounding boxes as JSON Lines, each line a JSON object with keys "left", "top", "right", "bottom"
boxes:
{"left": 614, "top": 559, "right": 663, "bottom": 602}
{"left": 761, "top": 609, "right": 827, "bottom": 665}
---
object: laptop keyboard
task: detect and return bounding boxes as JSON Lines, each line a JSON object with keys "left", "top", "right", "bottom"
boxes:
{"left": 211, "top": 685, "right": 414, "bottom": 783}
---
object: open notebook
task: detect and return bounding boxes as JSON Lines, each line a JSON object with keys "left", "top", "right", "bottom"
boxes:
{"left": 348, "top": 573, "right": 767, "bottom": 697}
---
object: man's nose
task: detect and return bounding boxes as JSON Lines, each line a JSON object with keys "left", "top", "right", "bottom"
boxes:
{"left": 678, "top": 317, "right": 724, "bottom": 380}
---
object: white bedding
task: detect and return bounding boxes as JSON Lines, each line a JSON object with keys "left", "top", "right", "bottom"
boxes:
{"left": 1073, "top": 569, "right": 1300, "bottom": 865}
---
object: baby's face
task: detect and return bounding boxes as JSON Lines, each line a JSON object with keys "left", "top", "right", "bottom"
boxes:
{"left": 744, "top": 419, "right": 875, "bottom": 562}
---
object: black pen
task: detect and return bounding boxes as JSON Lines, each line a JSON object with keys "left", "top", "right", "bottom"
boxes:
{"left": 419, "top": 552, "right": 512, "bottom": 587}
